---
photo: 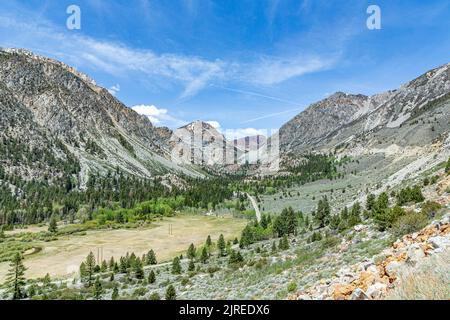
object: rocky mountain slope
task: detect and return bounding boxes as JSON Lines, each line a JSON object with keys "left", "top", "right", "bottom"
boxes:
{"left": 0, "top": 48, "right": 203, "bottom": 187}
{"left": 280, "top": 63, "right": 450, "bottom": 154}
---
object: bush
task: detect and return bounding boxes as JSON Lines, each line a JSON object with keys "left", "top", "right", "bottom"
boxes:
{"left": 421, "top": 201, "right": 442, "bottom": 218}
{"left": 391, "top": 212, "right": 429, "bottom": 237}
{"left": 287, "top": 282, "right": 298, "bottom": 293}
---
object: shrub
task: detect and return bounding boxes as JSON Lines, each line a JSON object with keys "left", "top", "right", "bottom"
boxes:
{"left": 391, "top": 212, "right": 429, "bottom": 237}
{"left": 133, "top": 287, "right": 147, "bottom": 297}
{"left": 421, "top": 201, "right": 442, "bottom": 218}
{"left": 287, "top": 282, "right": 298, "bottom": 293}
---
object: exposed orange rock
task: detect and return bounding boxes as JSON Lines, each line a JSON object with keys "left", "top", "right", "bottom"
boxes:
{"left": 333, "top": 283, "right": 356, "bottom": 300}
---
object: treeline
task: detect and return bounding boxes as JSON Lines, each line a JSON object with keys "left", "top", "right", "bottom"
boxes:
{"left": 0, "top": 168, "right": 238, "bottom": 226}
{"left": 231, "top": 154, "right": 344, "bottom": 195}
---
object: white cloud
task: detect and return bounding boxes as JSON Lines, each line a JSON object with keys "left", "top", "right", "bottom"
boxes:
{"left": 107, "top": 84, "right": 121, "bottom": 96}
{"left": 205, "top": 121, "right": 221, "bottom": 129}
{"left": 131, "top": 104, "right": 187, "bottom": 128}
{"left": 224, "top": 128, "right": 269, "bottom": 140}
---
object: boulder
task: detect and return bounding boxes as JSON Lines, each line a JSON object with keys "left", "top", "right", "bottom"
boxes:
{"left": 333, "top": 283, "right": 356, "bottom": 300}
{"left": 385, "top": 260, "right": 403, "bottom": 278}
{"left": 366, "top": 282, "right": 387, "bottom": 299}
{"left": 428, "top": 236, "right": 450, "bottom": 249}
{"left": 354, "top": 224, "right": 368, "bottom": 232}
{"left": 350, "top": 288, "right": 369, "bottom": 300}
{"left": 406, "top": 244, "right": 425, "bottom": 265}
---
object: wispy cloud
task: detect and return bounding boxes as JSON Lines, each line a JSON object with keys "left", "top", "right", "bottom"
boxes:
{"left": 241, "top": 107, "right": 304, "bottom": 124}
{"left": 0, "top": 9, "right": 341, "bottom": 99}
{"left": 0, "top": 13, "right": 226, "bottom": 99}
{"left": 132, "top": 104, "right": 187, "bottom": 127}
{"left": 242, "top": 54, "right": 337, "bottom": 86}
{"left": 107, "top": 84, "right": 121, "bottom": 96}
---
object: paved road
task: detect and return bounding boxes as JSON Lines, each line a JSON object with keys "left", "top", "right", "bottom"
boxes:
{"left": 246, "top": 193, "right": 261, "bottom": 223}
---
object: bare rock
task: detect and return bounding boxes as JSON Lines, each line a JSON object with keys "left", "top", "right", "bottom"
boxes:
{"left": 351, "top": 288, "right": 369, "bottom": 300}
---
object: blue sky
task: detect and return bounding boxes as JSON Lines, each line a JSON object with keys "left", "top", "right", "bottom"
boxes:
{"left": 1, "top": 0, "right": 449, "bottom": 136}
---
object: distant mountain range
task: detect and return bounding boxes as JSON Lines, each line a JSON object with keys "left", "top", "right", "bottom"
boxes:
{"left": 1, "top": 48, "right": 449, "bottom": 187}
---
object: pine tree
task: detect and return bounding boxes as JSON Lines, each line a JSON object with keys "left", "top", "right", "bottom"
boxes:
{"left": 109, "top": 273, "right": 114, "bottom": 282}
{"left": 119, "top": 257, "right": 127, "bottom": 273}
{"left": 187, "top": 243, "right": 196, "bottom": 260}
{"left": 314, "top": 196, "right": 330, "bottom": 228}
{"left": 111, "top": 284, "right": 119, "bottom": 300}
{"left": 43, "top": 273, "right": 51, "bottom": 289}
{"left": 261, "top": 214, "right": 268, "bottom": 229}
{"left": 93, "top": 276, "right": 103, "bottom": 300}
{"left": 284, "top": 207, "right": 298, "bottom": 235}
{"left": 28, "top": 284, "right": 36, "bottom": 298}
{"left": 217, "top": 234, "right": 226, "bottom": 257}
{"left": 206, "top": 235, "right": 212, "bottom": 247}
{"left": 280, "top": 235, "right": 289, "bottom": 250}
{"left": 200, "top": 247, "right": 208, "bottom": 264}
{"left": 366, "top": 193, "right": 376, "bottom": 211}
{"left": 134, "top": 259, "right": 144, "bottom": 279}
{"left": 146, "top": 249, "right": 157, "bottom": 265}
{"left": 5, "top": 252, "right": 27, "bottom": 300}
{"left": 48, "top": 215, "right": 58, "bottom": 233}
{"left": 171, "top": 257, "right": 182, "bottom": 274}
{"left": 233, "top": 237, "right": 239, "bottom": 245}
{"left": 79, "top": 262, "right": 87, "bottom": 280}
{"left": 101, "top": 260, "right": 108, "bottom": 272}
{"left": 85, "top": 252, "right": 96, "bottom": 287}
{"left": 148, "top": 270, "right": 156, "bottom": 284}
{"left": 165, "top": 285, "right": 177, "bottom": 300}
{"left": 271, "top": 241, "right": 277, "bottom": 253}
{"left": 446, "top": 157, "right": 450, "bottom": 174}
{"left": 108, "top": 257, "right": 115, "bottom": 271}
{"left": 188, "top": 259, "right": 195, "bottom": 272}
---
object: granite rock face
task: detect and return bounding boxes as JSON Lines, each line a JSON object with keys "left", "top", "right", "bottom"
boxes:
{"left": 0, "top": 48, "right": 202, "bottom": 186}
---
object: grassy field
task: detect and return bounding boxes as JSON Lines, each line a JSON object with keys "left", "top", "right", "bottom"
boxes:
{"left": 0, "top": 214, "right": 246, "bottom": 282}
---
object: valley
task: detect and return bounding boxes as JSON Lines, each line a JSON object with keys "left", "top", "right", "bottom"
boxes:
{"left": 0, "top": 214, "right": 246, "bottom": 282}
{"left": 0, "top": 49, "right": 449, "bottom": 301}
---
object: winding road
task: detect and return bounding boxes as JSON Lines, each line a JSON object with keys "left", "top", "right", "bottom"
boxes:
{"left": 246, "top": 193, "right": 261, "bottom": 223}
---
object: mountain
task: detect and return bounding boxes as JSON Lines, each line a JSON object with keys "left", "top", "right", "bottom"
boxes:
{"left": 0, "top": 48, "right": 202, "bottom": 187}
{"left": 280, "top": 63, "right": 450, "bottom": 155}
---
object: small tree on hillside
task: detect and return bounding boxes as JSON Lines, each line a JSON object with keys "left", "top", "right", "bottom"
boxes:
{"left": 314, "top": 197, "right": 330, "bottom": 228}
{"left": 171, "top": 257, "right": 182, "bottom": 274}
{"left": 5, "top": 252, "right": 27, "bottom": 300}
{"left": 200, "top": 247, "right": 208, "bottom": 264}
{"left": 187, "top": 243, "right": 196, "bottom": 260}
{"left": 366, "top": 193, "right": 376, "bottom": 211}
{"left": 48, "top": 215, "right": 58, "bottom": 233}
{"left": 112, "top": 284, "right": 119, "bottom": 300}
{"left": 217, "top": 234, "right": 226, "bottom": 257}
{"left": 188, "top": 259, "right": 195, "bottom": 272}
{"left": 148, "top": 270, "right": 156, "bottom": 284}
{"left": 93, "top": 276, "right": 103, "bottom": 300}
{"left": 85, "top": 252, "right": 96, "bottom": 287}
{"left": 165, "top": 285, "right": 177, "bottom": 300}
{"left": 147, "top": 249, "right": 157, "bottom": 265}
{"left": 134, "top": 258, "right": 144, "bottom": 279}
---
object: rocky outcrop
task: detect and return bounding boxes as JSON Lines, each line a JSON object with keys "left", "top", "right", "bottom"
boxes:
{"left": 0, "top": 48, "right": 202, "bottom": 185}
{"left": 280, "top": 63, "right": 450, "bottom": 154}
{"left": 290, "top": 213, "right": 450, "bottom": 300}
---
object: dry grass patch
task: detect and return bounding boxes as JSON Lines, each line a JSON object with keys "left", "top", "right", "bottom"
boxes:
{"left": 386, "top": 250, "right": 450, "bottom": 300}
{"left": 0, "top": 215, "right": 246, "bottom": 282}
